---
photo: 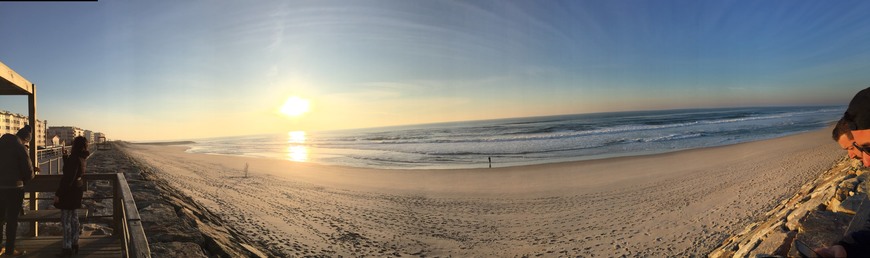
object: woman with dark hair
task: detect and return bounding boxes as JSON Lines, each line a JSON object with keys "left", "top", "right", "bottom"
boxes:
{"left": 54, "top": 136, "right": 89, "bottom": 257}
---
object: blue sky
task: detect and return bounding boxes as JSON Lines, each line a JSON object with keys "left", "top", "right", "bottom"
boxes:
{"left": 1, "top": 0, "right": 869, "bottom": 141}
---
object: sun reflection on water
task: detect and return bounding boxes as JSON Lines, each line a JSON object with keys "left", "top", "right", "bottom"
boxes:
{"left": 288, "top": 131, "right": 306, "bottom": 143}
{"left": 287, "top": 131, "right": 308, "bottom": 162}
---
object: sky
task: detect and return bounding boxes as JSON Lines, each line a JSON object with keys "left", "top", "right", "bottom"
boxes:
{"left": 2, "top": 0, "right": 870, "bottom": 141}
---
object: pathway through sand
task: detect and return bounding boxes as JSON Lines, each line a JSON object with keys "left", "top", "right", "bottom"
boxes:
{"left": 122, "top": 128, "right": 842, "bottom": 257}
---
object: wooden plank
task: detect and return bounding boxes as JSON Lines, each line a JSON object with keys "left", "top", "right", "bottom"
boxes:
{"left": 15, "top": 236, "right": 121, "bottom": 258}
{"left": 115, "top": 173, "right": 151, "bottom": 257}
{"left": 126, "top": 220, "right": 151, "bottom": 258}
{"left": 0, "top": 60, "right": 33, "bottom": 95}
{"left": 25, "top": 174, "right": 118, "bottom": 192}
{"left": 127, "top": 221, "right": 151, "bottom": 257}
{"left": 23, "top": 175, "right": 63, "bottom": 192}
{"left": 117, "top": 174, "right": 142, "bottom": 221}
{"left": 19, "top": 209, "right": 88, "bottom": 222}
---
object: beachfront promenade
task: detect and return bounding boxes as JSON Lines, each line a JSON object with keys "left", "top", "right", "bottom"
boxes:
{"left": 2, "top": 60, "right": 149, "bottom": 257}
{"left": 15, "top": 145, "right": 149, "bottom": 257}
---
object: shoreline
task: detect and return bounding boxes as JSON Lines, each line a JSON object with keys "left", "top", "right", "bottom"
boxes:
{"left": 180, "top": 127, "right": 836, "bottom": 171}
{"left": 145, "top": 127, "right": 841, "bottom": 196}
{"left": 120, "top": 126, "right": 844, "bottom": 256}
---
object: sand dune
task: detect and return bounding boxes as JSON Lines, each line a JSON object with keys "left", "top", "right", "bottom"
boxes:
{"left": 121, "top": 128, "right": 842, "bottom": 257}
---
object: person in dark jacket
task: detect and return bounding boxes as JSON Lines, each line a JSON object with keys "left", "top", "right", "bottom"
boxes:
{"left": 823, "top": 87, "right": 870, "bottom": 257}
{"left": 0, "top": 125, "right": 36, "bottom": 256}
{"left": 54, "top": 136, "right": 89, "bottom": 257}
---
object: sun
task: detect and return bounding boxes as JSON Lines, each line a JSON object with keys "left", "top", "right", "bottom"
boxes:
{"left": 281, "top": 96, "right": 311, "bottom": 117}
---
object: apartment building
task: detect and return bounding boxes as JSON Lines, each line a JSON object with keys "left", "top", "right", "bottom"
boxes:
{"left": 84, "top": 130, "right": 94, "bottom": 143}
{"left": 47, "top": 126, "right": 85, "bottom": 146}
{"left": 0, "top": 110, "right": 48, "bottom": 147}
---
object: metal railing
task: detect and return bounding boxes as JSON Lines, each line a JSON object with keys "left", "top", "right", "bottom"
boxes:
{"left": 36, "top": 146, "right": 64, "bottom": 175}
{"left": 36, "top": 144, "right": 99, "bottom": 175}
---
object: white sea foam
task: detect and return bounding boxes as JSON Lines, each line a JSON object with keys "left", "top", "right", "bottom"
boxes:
{"left": 187, "top": 106, "right": 843, "bottom": 169}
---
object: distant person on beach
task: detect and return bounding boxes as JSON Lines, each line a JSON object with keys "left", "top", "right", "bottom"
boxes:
{"left": 53, "top": 136, "right": 89, "bottom": 257}
{"left": 0, "top": 125, "right": 37, "bottom": 256}
{"left": 821, "top": 87, "right": 870, "bottom": 258}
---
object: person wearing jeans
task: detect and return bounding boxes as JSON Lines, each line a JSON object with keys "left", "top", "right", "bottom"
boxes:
{"left": 54, "top": 136, "right": 89, "bottom": 257}
{"left": 0, "top": 125, "right": 36, "bottom": 256}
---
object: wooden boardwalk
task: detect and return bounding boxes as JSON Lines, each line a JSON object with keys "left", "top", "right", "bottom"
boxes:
{"left": 16, "top": 174, "right": 151, "bottom": 258}
{"left": 15, "top": 236, "right": 121, "bottom": 257}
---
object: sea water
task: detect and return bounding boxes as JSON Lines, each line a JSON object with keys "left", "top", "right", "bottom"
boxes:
{"left": 186, "top": 106, "right": 844, "bottom": 169}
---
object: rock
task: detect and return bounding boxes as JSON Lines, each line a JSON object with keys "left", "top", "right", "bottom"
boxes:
{"left": 857, "top": 173, "right": 870, "bottom": 195}
{"left": 836, "top": 195, "right": 865, "bottom": 215}
{"left": 140, "top": 203, "right": 177, "bottom": 222}
{"left": 748, "top": 226, "right": 790, "bottom": 257}
{"left": 129, "top": 180, "right": 159, "bottom": 192}
{"left": 787, "top": 185, "right": 835, "bottom": 231}
{"left": 836, "top": 178, "right": 860, "bottom": 201}
{"left": 850, "top": 159, "right": 864, "bottom": 170}
{"left": 796, "top": 210, "right": 851, "bottom": 248}
{"left": 132, "top": 191, "right": 164, "bottom": 208}
{"left": 38, "top": 222, "right": 63, "bottom": 236}
{"left": 150, "top": 242, "right": 208, "bottom": 258}
{"left": 140, "top": 203, "right": 205, "bottom": 244}
{"left": 827, "top": 198, "right": 842, "bottom": 212}
{"left": 81, "top": 223, "right": 114, "bottom": 236}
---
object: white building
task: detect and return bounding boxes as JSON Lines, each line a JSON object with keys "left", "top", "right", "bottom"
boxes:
{"left": 94, "top": 132, "right": 106, "bottom": 143}
{"left": 84, "top": 130, "right": 94, "bottom": 143}
{"left": 47, "top": 126, "right": 85, "bottom": 146}
{"left": 50, "top": 135, "right": 60, "bottom": 147}
{"left": 0, "top": 110, "right": 48, "bottom": 147}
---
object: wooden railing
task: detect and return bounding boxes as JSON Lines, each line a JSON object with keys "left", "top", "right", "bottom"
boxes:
{"left": 23, "top": 174, "right": 151, "bottom": 258}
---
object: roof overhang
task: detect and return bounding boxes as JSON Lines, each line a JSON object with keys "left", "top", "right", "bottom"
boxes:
{"left": 0, "top": 60, "right": 34, "bottom": 95}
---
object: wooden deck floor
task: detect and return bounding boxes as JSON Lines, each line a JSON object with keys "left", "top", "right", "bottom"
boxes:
{"left": 13, "top": 236, "right": 121, "bottom": 257}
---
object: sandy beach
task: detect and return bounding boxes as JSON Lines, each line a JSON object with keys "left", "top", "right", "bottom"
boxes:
{"left": 120, "top": 128, "right": 842, "bottom": 257}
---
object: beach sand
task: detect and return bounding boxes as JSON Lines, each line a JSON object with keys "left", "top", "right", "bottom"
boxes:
{"left": 121, "top": 128, "right": 842, "bottom": 257}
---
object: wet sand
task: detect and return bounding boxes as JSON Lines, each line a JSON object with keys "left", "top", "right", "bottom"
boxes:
{"left": 121, "top": 128, "right": 842, "bottom": 257}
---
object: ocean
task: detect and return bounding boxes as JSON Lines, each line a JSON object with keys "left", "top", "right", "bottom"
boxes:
{"left": 186, "top": 106, "right": 844, "bottom": 169}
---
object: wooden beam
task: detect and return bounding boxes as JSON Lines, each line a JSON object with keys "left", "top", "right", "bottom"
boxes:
{"left": 29, "top": 84, "right": 37, "bottom": 168}
{"left": 0, "top": 60, "right": 33, "bottom": 95}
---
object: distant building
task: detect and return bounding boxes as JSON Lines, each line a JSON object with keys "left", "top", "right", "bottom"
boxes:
{"left": 50, "top": 135, "right": 60, "bottom": 147}
{"left": 0, "top": 110, "right": 48, "bottom": 147}
{"left": 94, "top": 132, "right": 106, "bottom": 143}
{"left": 84, "top": 130, "right": 94, "bottom": 143}
{"left": 47, "top": 126, "right": 85, "bottom": 146}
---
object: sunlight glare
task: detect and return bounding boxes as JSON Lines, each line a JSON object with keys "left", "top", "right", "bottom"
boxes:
{"left": 287, "top": 146, "right": 308, "bottom": 162}
{"left": 288, "top": 131, "right": 306, "bottom": 143}
{"left": 286, "top": 131, "right": 308, "bottom": 162}
{"left": 281, "top": 96, "right": 311, "bottom": 117}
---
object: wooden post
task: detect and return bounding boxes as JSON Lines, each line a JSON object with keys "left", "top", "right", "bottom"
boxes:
{"left": 28, "top": 84, "right": 37, "bottom": 170}
{"left": 114, "top": 176, "right": 122, "bottom": 234}
{"left": 28, "top": 84, "right": 38, "bottom": 236}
